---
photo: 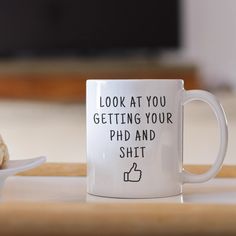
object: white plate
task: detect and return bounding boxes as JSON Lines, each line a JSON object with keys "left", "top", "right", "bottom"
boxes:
{"left": 0, "top": 156, "right": 46, "bottom": 191}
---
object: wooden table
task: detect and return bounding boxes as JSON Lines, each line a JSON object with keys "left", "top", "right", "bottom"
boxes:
{"left": 0, "top": 59, "right": 201, "bottom": 101}
{"left": 0, "top": 163, "right": 236, "bottom": 236}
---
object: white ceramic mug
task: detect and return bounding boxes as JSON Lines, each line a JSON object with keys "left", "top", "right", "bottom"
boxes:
{"left": 86, "top": 79, "right": 228, "bottom": 198}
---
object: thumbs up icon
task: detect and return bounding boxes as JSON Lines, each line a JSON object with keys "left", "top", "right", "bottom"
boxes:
{"left": 124, "top": 162, "right": 142, "bottom": 182}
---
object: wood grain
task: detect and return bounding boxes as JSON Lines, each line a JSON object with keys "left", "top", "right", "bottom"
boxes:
{"left": 17, "top": 163, "right": 236, "bottom": 177}
{"left": 0, "top": 203, "right": 235, "bottom": 236}
{"left": 0, "top": 74, "right": 86, "bottom": 101}
{"left": 17, "top": 162, "right": 87, "bottom": 176}
{"left": 0, "top": 62, "right": 200, "bottom": 101}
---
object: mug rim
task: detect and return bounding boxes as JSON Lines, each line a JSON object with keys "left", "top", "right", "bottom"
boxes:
{"left": 86, "top": 79, "right": 184, "bottom": 87}
{"left": 87, "top": 79, "right": 183, "bottom": 82}
{"left": 87, "top": 79, "right": 184, "bottom": 89}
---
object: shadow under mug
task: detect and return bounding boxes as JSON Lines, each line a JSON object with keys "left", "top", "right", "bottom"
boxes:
{"left": 86, "top": 79, "right": 228, "bottom": 198}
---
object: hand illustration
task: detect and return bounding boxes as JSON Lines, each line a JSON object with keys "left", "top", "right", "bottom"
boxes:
{"left": 124, "top": 162, "right": 142, "bottom": 182}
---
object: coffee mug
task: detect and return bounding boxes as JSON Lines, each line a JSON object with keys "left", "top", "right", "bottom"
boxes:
{"left": 86, "top": 79, "right": 228, "bottom": 198}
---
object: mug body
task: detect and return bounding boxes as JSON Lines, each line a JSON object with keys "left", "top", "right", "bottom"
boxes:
{"left": 86, "top": 79, "right": 184, "bottom": 198}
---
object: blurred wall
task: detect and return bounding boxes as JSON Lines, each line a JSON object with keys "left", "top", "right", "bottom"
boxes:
{"left": 182, "top": 0, "right": 236, "bottom": 89}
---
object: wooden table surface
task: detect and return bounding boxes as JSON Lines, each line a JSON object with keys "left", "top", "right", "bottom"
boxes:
{"left": 1, "top": 202, "right": 236, "bottom": 236}
{"left": 0, "top": 59, "right": 200, "bottom": 101}
{"left": 17, "top": 162, "right": 236, "bottom": 178}
{"left": 0, "top": 163, "right": 235, "bottom": 236}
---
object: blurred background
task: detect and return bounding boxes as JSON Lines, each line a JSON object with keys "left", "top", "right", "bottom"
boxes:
{"left": 0, "top": 0, "right": 234, "bottom": 164}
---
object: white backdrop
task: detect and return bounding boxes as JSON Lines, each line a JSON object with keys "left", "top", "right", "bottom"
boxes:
{"left": 181, "top": 0, "right": 236, "bottom": 89}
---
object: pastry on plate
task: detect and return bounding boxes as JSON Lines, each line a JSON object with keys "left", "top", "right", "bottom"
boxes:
{"left": 0, "top": 135, "right": 9, "bottom": 169}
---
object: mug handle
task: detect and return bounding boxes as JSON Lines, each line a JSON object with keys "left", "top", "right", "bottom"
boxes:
{"left": 182, "top": 90, "right": 228, "bottom": 183}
